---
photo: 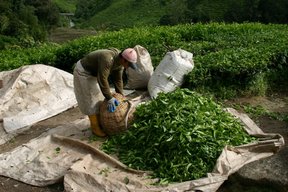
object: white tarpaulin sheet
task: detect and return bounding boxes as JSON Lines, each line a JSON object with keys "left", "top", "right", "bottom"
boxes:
{"left": 0, "top": 106, "right": 284, "bottom": 192}
{"left": 0, "top": 64, "right": 77, "bottom": 145}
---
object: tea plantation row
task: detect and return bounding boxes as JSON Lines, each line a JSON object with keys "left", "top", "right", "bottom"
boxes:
{"left": 0, "top": 23, "right": 287, "bottom": 98}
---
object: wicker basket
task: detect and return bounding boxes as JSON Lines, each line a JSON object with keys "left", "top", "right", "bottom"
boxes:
{"left": 99, "top": 93, "right": 136, "bottom": 135}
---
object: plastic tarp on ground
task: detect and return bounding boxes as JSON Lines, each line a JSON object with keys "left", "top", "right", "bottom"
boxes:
{"left": 0, "top": 64, "right": 77, "bottom": 145}
{"left": 0, "top": 102, "right": 284, "bottom": 192}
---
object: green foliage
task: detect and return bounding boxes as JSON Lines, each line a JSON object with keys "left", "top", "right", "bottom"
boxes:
{"left": 2, "top": 0, "right": 288, "bottom": 44}
{"left": 228, "top": 103, "right": 288, "bottom": 124}
{"left": 0, "top": 0, "right": 60, "bottom": 42}
{"left": 0, "top": 35, "right": 17, "bottom": 49}
{"left": 0, "top": 23, "right": 287, "bottom": 99}
{"left": 0, "top": 42, "right": 59, "bottom": 70}
{"left": 52, "top": 0, "right": 77, "bottom": 13}
{"left": 25, "top": 0, "right": 60, "bottom": 30}
{"left": 74, "top": 0, "right": 112, "bottom": 22}
{"left": 181, "top": 23, "right": 288, "bottom": 98}
{"left": 101, "top": 88, "right": 256, "bottom": 182}
{"left": 75, "top": 0, "right": 170, "bottom": 30}
{"left": 72, "top": 0, "right": 288, "bottom": 30}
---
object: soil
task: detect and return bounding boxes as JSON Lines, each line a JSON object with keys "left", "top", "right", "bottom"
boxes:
{"left": 0, "top": 92, "right": 287, "bottom": 192}
{"left": 218, "top": 93, "right": 288, "bottom": 192}
{"left": 48, "top": 28, "right": 97, "bottom": 44}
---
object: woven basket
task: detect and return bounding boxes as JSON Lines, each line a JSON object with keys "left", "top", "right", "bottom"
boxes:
{"left": 99, "top": 93, "right": 135, "bottom": 135}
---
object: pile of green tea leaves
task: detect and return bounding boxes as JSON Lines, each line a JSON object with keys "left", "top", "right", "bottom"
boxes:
{"left": 101, "top": 88, "right": 256, "bottom": 183}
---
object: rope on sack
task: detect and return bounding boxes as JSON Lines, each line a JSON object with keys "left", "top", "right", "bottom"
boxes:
{"left": 124, "top": 100, "right": 133, "bottom": 129}
{"left": 124, "top": 94, "right": 151, "bottom": 129}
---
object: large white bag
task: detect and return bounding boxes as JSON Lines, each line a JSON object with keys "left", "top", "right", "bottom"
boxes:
{"left": 124, "top": 45, "right": 154, "bottom": 89}
{"left": 148, "top": 49, "right": 194, "bottom": 98}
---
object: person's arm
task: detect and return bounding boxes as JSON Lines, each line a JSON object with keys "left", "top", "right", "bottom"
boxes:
{"left": 111, "top": 68, "right": 124, "bottom": 95}
{"left": 97, "top": 59, "right": 113, "bottom": 100}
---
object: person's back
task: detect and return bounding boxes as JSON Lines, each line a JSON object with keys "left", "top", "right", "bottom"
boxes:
{"left": 80, "top": 48, "right": 120, "bottom": 76}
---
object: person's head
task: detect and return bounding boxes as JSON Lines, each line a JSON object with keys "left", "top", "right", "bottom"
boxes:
{"left": 120, "top": 48, "right": 138, "bottom": 70}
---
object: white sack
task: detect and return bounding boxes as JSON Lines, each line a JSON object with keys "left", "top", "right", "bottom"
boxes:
{"left": 125, "top": 45, "right": 154, "bottom": 89}
{"left": 0, "top": 64, "right": 77, "bottom": 145}
{"left": 148, "top": 49, "right": 194, "bottom": 98}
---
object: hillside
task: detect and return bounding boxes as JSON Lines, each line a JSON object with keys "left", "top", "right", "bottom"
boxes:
{"left": 78, "top": 0, "right": 172, "bottom": 30}
{"left": 1, "top": 0, "right": 288, "bottom": 48}
{"left": 57, "top": 0, "right": 288, "bottom": 31}
{"left": 52, "top": 0, "right": 77, "bottom": 13}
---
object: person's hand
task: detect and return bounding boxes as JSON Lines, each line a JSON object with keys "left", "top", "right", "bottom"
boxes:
{"left": 107, "top": 97, "right": 120, "bottom": 112}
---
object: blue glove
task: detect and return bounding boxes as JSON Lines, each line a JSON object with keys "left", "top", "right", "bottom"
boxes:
{"left": 107, "top": 97, "right": 120, "bottom": 112}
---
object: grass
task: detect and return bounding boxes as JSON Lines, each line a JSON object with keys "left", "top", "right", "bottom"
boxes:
{"left": 80, "top": 0, "right": 169, "bottom": 30}
{"left": 52, "top": 0, "right": 77, "bottom": 13}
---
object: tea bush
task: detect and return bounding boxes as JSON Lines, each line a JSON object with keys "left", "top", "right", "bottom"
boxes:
{"left": 0, "top": 23, "right": 287, "bottom": 98}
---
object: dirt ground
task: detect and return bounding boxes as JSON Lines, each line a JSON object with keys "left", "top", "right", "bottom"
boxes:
{"left": 48, "top": 28, "right": 98, "bottom": 44}
{"left": 218, "top": 92, "right": 288, "bottom": 192}
{"left": 0, "top": 92, "right": 287, "bottom": 192}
